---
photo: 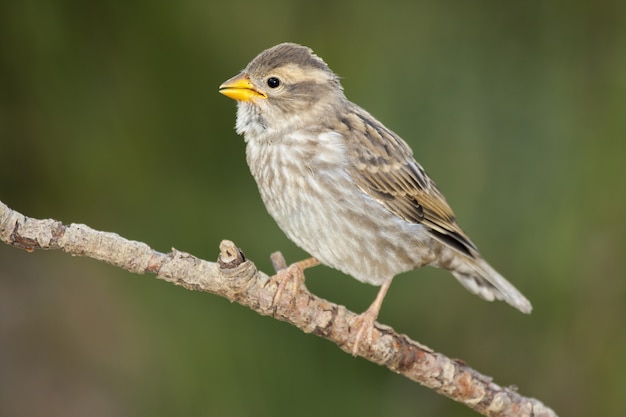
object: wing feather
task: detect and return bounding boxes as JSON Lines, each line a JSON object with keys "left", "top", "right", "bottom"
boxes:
{"left": 340, "top": 105, "right": 478, "bottom": 257}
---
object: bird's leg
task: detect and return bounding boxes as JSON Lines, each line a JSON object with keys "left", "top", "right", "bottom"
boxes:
{"left": 351, "top": 276, "right": 393, "bottom": 356}
{"left": 270, "top": 255, "right": 320, "bottom": 306}
{"left": 293, "top": 257, "right": 321, "bottom": 270}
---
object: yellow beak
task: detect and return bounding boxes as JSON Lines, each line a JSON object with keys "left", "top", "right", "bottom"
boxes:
{"left": 219, "top": 73, "right": 267, "bottom": 102}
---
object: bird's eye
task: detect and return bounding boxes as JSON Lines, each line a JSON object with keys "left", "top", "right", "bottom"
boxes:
{"left": 267, "top": 77, "right": 281, "bottom": 88}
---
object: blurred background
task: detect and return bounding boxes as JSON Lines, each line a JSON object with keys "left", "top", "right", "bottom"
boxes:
{"left": 1, "top": 1, "right": 625, "bottom": 416}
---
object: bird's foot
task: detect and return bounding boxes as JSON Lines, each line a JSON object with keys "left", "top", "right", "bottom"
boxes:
{"left": 350, "top": 308, "right": 378, "bottom": 356}
{"left": 271, "top": 263, "right": 304, "bottom": 306}
{"left": 269, "top": 254, "right": 319, "bottom": 306}
{"left": 349, "top": 276, "right": 394, "bottom": 356}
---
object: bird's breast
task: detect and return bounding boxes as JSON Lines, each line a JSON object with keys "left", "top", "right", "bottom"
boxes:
{"left": 246, "top": 130, "right": 363, "bottom": 256}
{"left": 245, "top": 130, "right": 348, "bottom": 216}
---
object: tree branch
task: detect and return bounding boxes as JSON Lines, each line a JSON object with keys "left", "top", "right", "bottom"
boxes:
{"left": 0, "top": 200, "right": 557, "bottom": 417}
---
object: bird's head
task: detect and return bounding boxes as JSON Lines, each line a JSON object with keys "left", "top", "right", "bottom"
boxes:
{"left": 219, "top": 43, "right": 344, "bottom": 137}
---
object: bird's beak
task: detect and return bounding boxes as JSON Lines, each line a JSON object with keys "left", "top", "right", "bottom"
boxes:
{"left": 219, "top": 73, "right": 267, "bottom": 102}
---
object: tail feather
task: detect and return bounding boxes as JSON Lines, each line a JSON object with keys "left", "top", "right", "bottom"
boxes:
{"left": 452, "top": 259, "right": 532, "bottom": 314}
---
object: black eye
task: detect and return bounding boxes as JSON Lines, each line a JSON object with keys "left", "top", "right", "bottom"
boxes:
{"left": 267, "top": 77, "right": 281, "bottom": 88}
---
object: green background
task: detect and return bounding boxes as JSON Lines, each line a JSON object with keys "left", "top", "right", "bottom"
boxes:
{"left": 1, "top": 1, "right": 625, "bottom": 416}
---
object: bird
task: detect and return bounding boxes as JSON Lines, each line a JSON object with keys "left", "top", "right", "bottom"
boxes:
{"left": 219, "top": 43, "right": 531, "bottom": 354}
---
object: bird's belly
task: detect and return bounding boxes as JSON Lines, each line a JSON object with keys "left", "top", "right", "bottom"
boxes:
{"left": 249, "top": 143, "right": 433, "bottom": 285}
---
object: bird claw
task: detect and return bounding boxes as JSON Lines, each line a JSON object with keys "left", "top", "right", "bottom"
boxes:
{"left": 269, "top": 257, "right": 319, "bottom": 307}
{"left": 349, "top": 276, "right": 393, "bottom": 356}
{"left": 350, "top": 309, "right": 377, "bottom": 356}
{"left": 271, "top": 263, "right": 304, "bottom": 306}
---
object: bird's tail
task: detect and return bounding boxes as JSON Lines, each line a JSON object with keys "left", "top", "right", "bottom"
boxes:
{"left": 452, "top": 258, "right": 532, "bottom": 314}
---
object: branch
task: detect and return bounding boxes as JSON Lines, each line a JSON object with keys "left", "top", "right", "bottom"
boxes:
{"left": 0, "top": 200, "right": 557, "bottom": 417}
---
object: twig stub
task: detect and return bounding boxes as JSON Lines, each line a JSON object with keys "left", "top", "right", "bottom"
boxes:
{"left": 218, "top": 239, "right": 246, "bottom": 268}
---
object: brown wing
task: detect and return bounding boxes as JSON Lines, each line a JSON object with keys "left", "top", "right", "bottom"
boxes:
{"left": 340, "top": 105, "right": 478, "bottom": 258}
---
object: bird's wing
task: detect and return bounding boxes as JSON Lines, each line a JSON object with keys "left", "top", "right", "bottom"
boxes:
{"left": 341, "top": 106, "right": 478, "bottom": 258}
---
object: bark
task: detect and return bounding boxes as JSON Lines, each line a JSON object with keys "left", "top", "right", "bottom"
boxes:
{"left": 0, "top": 200, "right": 557, "bottom": 417}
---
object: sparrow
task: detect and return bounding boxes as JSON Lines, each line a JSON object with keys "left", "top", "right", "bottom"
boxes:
{"left": 219, "top": 43, "right": 531, "bottom": 354}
